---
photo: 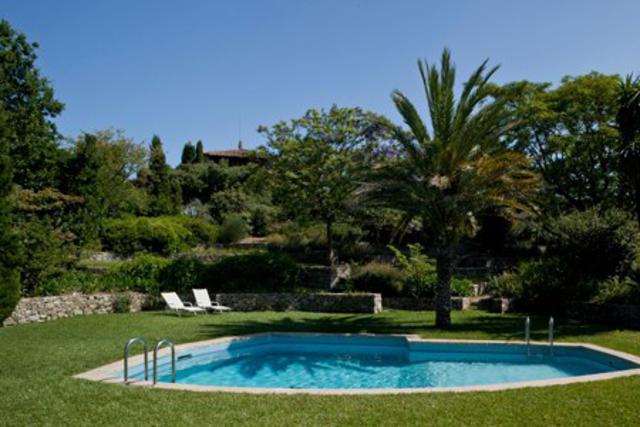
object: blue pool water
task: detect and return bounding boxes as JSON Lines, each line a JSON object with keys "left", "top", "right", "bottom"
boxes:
{"left": 129, "top": 334, "right": 638, "bottom": 389}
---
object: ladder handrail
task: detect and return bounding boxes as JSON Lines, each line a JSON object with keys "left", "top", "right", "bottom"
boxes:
{"left": 153, "top": 338, "right": 176, "bottom": 384}
{"left": 548, "top": 316, "right": 555, "bottom": 356}
{"left": 524, "top": 316, "right": 530, "bottom": 357}
{"left": 124, "top": 337, "right": 148, "bottom": 382}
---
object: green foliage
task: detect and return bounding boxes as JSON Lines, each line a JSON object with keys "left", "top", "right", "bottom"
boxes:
{"left": 0, "top": 19, "right": 64, "bottom": 189}
{"left": 249, "top": 206, "right": 270, "bottom": 237}
{"left": 159, "top": 256, "right": 207, "bottom": 294}
{"left": 389, "top": 244, "right": 436, "bottom": 297}
{"left": 260, "top": 105, "right": 394, "bottom": 264}
{"left": 616, "top": 74, "right": 640, "bottom": 222}
{"left": 351, "top": 262, "right": 403, "bottom": 296}
{"left": 204, "top": 252, "right": 300, "bottom": 293}
{"left": 486, "top": 272, "right": 523, "bottom": 298}
{"left": 111, "top": 293, "right": 132, "bottom": 313}
{"left": 175, "top": 216, "right": 218, "bottom": 245}
{"left": 217, "top": 214, "right": 249, "bottom": 243}
{"left": 195, "top": 140, "right": 204, "bottom": 163}
{"left": 0, "top": 266, "right": 20, "bottom": 320}
{"left": 519, "top": 208, "right": 640, "bottom": 311}
{"left": 14, "top": 217, "right": 78, "bottom": 295}
{"left": 494, "top": 73, "right": 622, "bottom": 211}
{"left": 267, "top": 222, "right": 364, "bottom": 251}
{"left": 181, "top": 142, "right": 196, "bottom": 165}
{"left": 148, "top": 135, "right": 180, "bottom": 215}
{"left": 0, "top": 105, "right": 22, "bottom": 320}
{"left": 36, "top": 270, "right": 101, "bottom": 296}
{"left": 174, "top": 161, "right": 270, "bottom": 226}
{"left": 101, "top": 254, "right": 170, "bottom": 294}
{"left": 102, "top": 216, "right": 217, "bottom": 256}
{"left": 592, "top": 276, "right": 640, "bottom": 305}
{"left": 366, "top": 49, "right": 540, "bottom": 327}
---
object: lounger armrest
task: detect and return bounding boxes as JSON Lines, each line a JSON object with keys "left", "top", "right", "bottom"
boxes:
{"left": 183, "top": 302, "right": 194, "bottom": 307}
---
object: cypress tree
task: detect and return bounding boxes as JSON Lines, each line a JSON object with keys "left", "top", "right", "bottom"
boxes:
{"left": 69, "top": 134, "right": 103, "bottom": 244}
{"left": 149, "top": 135, "right": 179, "bottom": 215}
{"left": 195, "top": 140, "right": 204, "bottom": 163}
{"left": 181, "top": 142, "right": 196, "bottom": 165}
{"left": 0, "top": 108, "right": 21, "bottom": 321}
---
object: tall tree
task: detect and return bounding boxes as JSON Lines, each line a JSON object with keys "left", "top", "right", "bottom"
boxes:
{"left": 366, "top": 50, "right": 540, "bottom": 327}
{"left": 195, "top": 140, "right": 205, "bottom": 163}
{"left": 616, "top": 75, "right": 640, "bottom": 224}
{"left": 0, "top": 107, "right": 21, "bottom": 320}
{"left": 67, "top": 134, "right": 102, "bottom": 244}
{"left": 181, "top": 142, "right": 196, "bottom": 165}
{"left": 492, "top": 74, "right": 621, "bottom": 212}
{"left": 148, "top": 135, "right": 180, "bottom": 215}
{"left": 260, "top": 106, "right": 393, "bottom": 266}
{"left": 0, "top": 19, "right": 64, "bottom": 189}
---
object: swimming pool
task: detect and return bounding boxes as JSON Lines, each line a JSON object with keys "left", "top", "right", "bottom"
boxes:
{"left": 79, "top": 333, "right": 640, "bottom": 393}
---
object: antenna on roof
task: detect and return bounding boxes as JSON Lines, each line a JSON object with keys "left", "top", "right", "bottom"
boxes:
{"left": 238, "top": 117, "right": 243, "bottom": 150}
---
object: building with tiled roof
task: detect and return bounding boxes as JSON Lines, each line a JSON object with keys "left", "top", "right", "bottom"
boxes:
{"left": 204, "top": 141, "right": 257, "bottom": 166}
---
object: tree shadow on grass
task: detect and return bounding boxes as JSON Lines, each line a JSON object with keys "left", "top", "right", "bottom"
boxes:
{"left": 193, "top": 310, "right": 616, "bottom": 342}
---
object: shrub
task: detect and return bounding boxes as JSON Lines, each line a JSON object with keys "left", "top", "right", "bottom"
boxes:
{"left": 389, "top": 244, "right": 437, "bottom": 297}
{"left": 519, "top": 208, "right": 640, "bottom": 312}
{"left": 0, "top": 267, "right": 20, "bottom": 321}
{"left": 451, "top": 277, "right": 474, "bottom": 297}
{"left": 546, "top": 208, "right": 640, "bottom": 284}
{"left": 351, "top": 262, "right": 403, "bottom": 296}
{"left": 204, "top": 251, "right": 300, "bottom": 293}
{"left": 102, "top": 216, "right": 216, "bottom": 256}
{"left": 159, "top": 256, "right": 207, "bottom": 294}
{"left": 101, "top": 254, "right": 170, "bottom": 294}
{"left": 175, "top": 217, "right": 218, "bottom": 245}
{"left": 592, "top": 276, "right": 640, "bottom": 305}
{"left": 217, "top": 215, "right": 249, "bottom": 243}
{"left": 36, "top": 271, "right": 102, "bottom": 296}
{"left": 249, "top": 207, "right": 269, "bottom": 237}
{"left": 486, "top": 272, "right": 523, "bottom": 298}
{"left": 112, "top": 293, "right": 132, "bottom": 313}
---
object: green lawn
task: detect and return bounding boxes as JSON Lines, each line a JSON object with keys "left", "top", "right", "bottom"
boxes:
{"left": 1, "top": 310, "right": 640, "bottom": 426}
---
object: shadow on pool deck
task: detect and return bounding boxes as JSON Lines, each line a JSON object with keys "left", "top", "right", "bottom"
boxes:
{"left": 193, "top": 311, "right": 613, "bottom": 342}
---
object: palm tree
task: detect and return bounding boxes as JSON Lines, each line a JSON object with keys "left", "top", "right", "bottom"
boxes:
{"left": 616, "top": 75, "right": 640, "bottom": 224}
{"left": 365, "top": 49, "right": 540, "bottom": 328}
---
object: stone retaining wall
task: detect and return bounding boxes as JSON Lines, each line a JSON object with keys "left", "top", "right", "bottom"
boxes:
{"left": 215, "top": 293, "right": 382, "bottom": 314}
{"left": 383, "top": 297, "right": 471, "bottom": 311}
{"left": 567, "top": 302, "right": 640, "bottom": 329}
{"left": 2, "top": 292, "right": 147, "bottom": 327}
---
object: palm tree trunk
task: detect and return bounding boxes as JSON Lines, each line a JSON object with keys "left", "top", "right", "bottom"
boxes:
{"left": 435, "top": 247, "right": 454, "bottom": 328}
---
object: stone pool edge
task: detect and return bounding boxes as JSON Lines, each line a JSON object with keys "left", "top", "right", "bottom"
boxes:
{"left": 74, "top": 332, "right": 640, "bottom": 395}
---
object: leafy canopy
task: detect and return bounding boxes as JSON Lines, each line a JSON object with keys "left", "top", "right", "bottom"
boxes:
{"left": 0, "top": 19, "right": 64, "bottom": 189}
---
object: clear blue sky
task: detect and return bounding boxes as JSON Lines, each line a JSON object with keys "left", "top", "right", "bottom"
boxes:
{"left": 3, "top": 0, "right": 640, "bottom": 165}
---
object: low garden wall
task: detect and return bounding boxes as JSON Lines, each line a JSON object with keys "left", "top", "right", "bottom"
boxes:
{"left": 2, "top": 292, "right": 147, "bottom": 327}
{"left": 383, "top": 297, "right": 471, "bottom": 311}
{"left": 215, "top": 293, "right": 382, "bottom": 314}
{"left": 567, "top": 302, "right": 640, "bottom": 329}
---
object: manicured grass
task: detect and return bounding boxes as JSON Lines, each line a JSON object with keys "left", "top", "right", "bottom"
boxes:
{"left": 1, "top": 310, "right": 640, "bottom": 426}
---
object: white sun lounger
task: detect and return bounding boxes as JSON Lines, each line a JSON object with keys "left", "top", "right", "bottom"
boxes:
{"left": 193, "top": 289, "right": 231, "bottom": 313}
{"left": 161, "top": 292, "right": 205, "bottom": 316}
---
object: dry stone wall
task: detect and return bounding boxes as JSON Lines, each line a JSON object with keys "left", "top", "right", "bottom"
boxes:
{"left": 2, "top": 292, "right": 147, "bottom": 327}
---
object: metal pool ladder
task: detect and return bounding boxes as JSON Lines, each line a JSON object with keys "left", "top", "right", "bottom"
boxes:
{"left": 124, "top": 337, "right": 148, "bottom": 382}
{"left": 524, "top": 317, "right": 530, "bottom": 356}
{"left": 548, "top": 317, "right": 555, "bottom": 356}
{"left": 153, "top": 338, "right": 176, "bottom": 384}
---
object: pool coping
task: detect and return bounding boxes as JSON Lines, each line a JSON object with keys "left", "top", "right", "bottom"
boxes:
{"left": 74, "top": 332, "right": 640, "bottom": 395}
